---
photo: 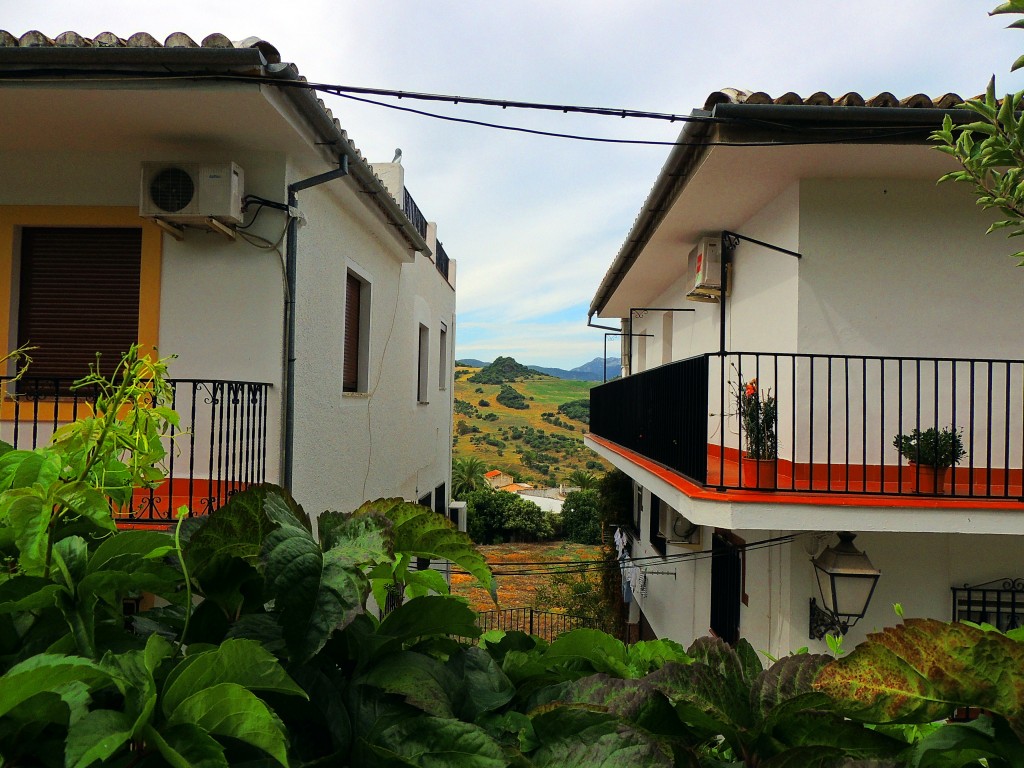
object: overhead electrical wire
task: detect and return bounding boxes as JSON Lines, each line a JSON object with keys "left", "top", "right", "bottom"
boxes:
{"left": 451, "top": 531, "right": 802, "bottom": 578}
{"left": 1, "top": 71, "right": 936, "bottom": 147}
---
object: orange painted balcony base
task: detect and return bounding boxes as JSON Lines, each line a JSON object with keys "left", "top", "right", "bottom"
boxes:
{"left": 115, "top": 478, "right": 255, "bottom": 529}
{"left": 590, "top": 434, "right": 1024, "bottom": 509}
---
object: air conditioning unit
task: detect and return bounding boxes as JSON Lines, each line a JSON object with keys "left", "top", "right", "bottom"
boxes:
{"left": 686, "top": 235, "right": 724, "bottom": 302}
{"left": 661, "top": 506, "right": 701, "bottom": 547}
{"left": 140, "top": 162, "right": 244, "bottom": 225}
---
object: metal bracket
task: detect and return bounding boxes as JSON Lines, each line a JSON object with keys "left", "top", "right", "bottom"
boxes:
{"left": 809, "top": 597, "right": 842, "bottom": 640}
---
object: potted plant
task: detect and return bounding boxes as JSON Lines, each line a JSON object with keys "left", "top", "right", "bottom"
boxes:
{"left": 892, "top": 426, "right": 966, "bottom": 494}
{"left": 736, "top": 376, "right": 777, "bottom": 489}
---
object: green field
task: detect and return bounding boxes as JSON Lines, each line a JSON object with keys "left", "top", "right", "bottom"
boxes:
{"left": 452, "top": 365, "right": 611, "bottom": 485}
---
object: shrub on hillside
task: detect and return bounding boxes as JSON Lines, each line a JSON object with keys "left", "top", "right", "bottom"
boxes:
{"left": 496, "top": 384, "right": 528, "bottom": 410}
{"left": 558, "top": 398, "right": 590, "bottom": 425}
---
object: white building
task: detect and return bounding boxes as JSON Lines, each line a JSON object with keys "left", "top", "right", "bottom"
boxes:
{"left": 586, "top": 89, "right": 1024, "bottom": 656}
{"left": 0, "top": 31, "right": 456, "bottom": 523}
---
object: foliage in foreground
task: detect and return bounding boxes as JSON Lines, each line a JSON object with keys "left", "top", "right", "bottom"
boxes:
{"left": 933, "top": 1, "right": 1024, "bottom": 265}
{"left": 3, "top": 353, "right": 1024, "bottom": 766}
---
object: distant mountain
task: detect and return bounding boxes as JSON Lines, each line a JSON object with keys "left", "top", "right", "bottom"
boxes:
{"left": 528, "top": 357, "right": 621, "bottom": 382}
{"left": 456, "top": 356, "right": 621, "bottom": 381}
{"left": 468, "top": 356, "right": 551, "bottom": 385}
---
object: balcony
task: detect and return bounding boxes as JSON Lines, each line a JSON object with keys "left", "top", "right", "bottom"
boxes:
{"left": 590, "top": 352, "right": 1024, "bottom": 502}
{"left": 1, "top": 377, "right": 272, "bottom": 525}
{"left": 402, "top": 187, "right": 428, "bottom": 240}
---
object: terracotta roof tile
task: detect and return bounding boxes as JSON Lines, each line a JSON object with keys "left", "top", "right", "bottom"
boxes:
{"left": 703, "top": 89, "right": 968, "bottom": 111}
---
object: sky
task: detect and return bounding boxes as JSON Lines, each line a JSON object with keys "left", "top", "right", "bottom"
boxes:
{"left": 4, "top": 1, "right": 1024, "bottom": 368}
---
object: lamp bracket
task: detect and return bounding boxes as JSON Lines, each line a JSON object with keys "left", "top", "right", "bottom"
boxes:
{"left": 809, "top": 597, "right": 844, "bottom": 640}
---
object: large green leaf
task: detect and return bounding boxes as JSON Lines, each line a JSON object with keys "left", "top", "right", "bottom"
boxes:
{"left": 318, "top": 509, "right": 393, "bottom": 559}
{"left": 910, "top": 717, "right": 1024, "bottom": 768}
{"left": 445, "top": 646, "right": 516, "bottom": 721}
{"left": 542, "top": 629, "right": 630, "bottom": 677}
{"left": 376, "top": 595, "right": 480, "bottom": 648}
{"left": 52, "top": 481, "right": 117, "bottom": 532}
{"left": 0, "top": 575, "right": 62, "bottom": 614}
{"left": 529, "top": 706, "right": 676, "bottom": 767}
{"left": 0, "top": 654, "right": 113, "bottom": 719}
{"left": 87, "top": 529, "right": 175, "bottom": 573}
{"left": 182, "top": 484, "right": 285, "bottom": 579}
{"left": 814, "top": 619, "right": 1024, "bottom": 737}
{"left": 165, "top": 682, "right": 290, "bottom": 766}
{"left": 366, "top": 715, "right": 508, "bottom": 768}
{"left": 358, "top": 651, "right": 458, "bottom": 718}
{"left": 262, "top": 523, "right": 368, "bottom": 661}
{"left": 144, "top": 722, "right": 228, "bottom": 768}
{"left": 100, "top": 634, "right": 173, "bottom": 736}
{"left": 65, "top": 709, "right": 133, "bottom": 768}
{"left": 0, "top": 450, "right": 61, "bottom": 492}
{"left": 161, "top": 638, "right": 307, "bottom": 718}
{"left": 3, "top": 488, "right": 49, "bottom": 574}
{"left": 354, "top": 499, "right": 496, "bottom": 601}
{"left": 553, "top": 673, "right": 679, "bottom": 736}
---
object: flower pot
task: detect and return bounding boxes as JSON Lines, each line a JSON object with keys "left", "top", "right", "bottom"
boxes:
{"left": 910, "top": 463, "right": 948, "bottom": 495}
{"left": 741, "top": 456, "right": 777, "bottom": 490}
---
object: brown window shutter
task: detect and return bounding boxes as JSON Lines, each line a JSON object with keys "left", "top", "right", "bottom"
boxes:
{"left": 343, "top": 273, "right": 361, "bottom": 392}
{"left": 18, "top": 227, "right": 141, "bottom": 384}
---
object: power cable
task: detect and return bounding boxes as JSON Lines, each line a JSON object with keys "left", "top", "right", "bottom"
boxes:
{"left": 1, "top": 71, "right": 938, "bottom": 147}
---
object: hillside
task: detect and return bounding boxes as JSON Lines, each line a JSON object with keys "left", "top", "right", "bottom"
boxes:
{"left": 453, "top": 363, "right": 609, "bottom": 485}
{"left": 467, "top": 356, "right": 550, "bottom": 384}
{"left": 456, "top": 357, "right": 621, "bottom": 382}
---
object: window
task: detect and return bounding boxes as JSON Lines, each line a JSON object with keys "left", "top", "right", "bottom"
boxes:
{"left": 648, "top": 493, "right": 666, "bottom": 557}
{"left": 438, "top": 322, "right": 448, "bottom": 390}
{"left": 433, "top": 482, "right": 446, "bottom": 515}
{"left": 416, "top": 323, "right": 429, "bottom": 403}
{"left": 0, "top": 208, "right": 161, "bottom": 414}
{"left": 344, "top": 271, "right": 369, "bottom": 393}
{"left": 16, "top": 227, "right": 141, "bottom": 383}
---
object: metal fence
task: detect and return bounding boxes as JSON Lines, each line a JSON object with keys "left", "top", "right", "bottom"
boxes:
{"left": 402, "top": 187, "right": 428, "bottom": 239}
{"left": 590, "top": 351, "right": 1024, "bottom": 499}
{"left": 0, "top": 376, "right": 272, "bottom": 523}
{"left": 475, "top": 607, "right": 597, "bottom": 642}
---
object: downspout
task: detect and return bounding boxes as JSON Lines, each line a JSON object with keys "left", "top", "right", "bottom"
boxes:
{"left": 282, "top": 156, "right": 349, "bottom": 490}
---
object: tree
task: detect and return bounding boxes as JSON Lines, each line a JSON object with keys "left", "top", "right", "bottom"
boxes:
{"left": 452, "top": 456, "right": 487, "bottom": 499}
{"left": 566, "top": 469, "right": 598, "bottom": 490}
{"left": 561, "top": 489, "right": 602, "bottom": 545}
{"left": 465, "top": 488, "right": 553, "bottom": 544}
{"left": 933, "top": 1, "right": 1024, "bottom": 264}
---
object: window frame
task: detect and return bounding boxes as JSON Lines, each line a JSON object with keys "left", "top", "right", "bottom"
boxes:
{"left": 0, "top": 206, "right": 161, "bottom": 421}
{"left": 438, "top": 321, "right": 448, "bottom": 391}
{"left": 343, "top": 268, "right": 371, "bottom": 394}
{"left": 416, "top": 322, "right": 429, "bottom": 403}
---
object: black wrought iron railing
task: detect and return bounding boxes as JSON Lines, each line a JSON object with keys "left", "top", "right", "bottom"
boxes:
{"left": 435, "top": 239, "right": 450, "bottom": 281}
{"left": 474, "top": 607, "right": 596, "bottom": 642}
{"left": 0, "top": 377, "right": 272, "bottom": 522}
{"left": 589, "top": 351, "right": 1024, "bottom": 500}
{"left": 953, "top": 578, "right": 1024, "bottom": 631}
{"left": 590, "top": 355, "right": 710, "bottom": 485}
{"left": 402, "top": 187, "right": 428, "bottom": 240}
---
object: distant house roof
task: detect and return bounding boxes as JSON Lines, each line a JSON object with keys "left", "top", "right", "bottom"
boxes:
{"left": 484, "top": 470, "right": 505, "bottom": 478}
{"left": 498, "top": 483, "right": 532, "bottom": 493}
{"left": 0, "top": 29, "right": 430, "bottom": 255}
{"left": 588, "top": 88, "right": 973, "bottom": 317}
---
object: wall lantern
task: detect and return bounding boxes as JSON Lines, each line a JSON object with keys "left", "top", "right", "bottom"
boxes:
{"left": 809, "top": 532, "right": 881, "bottom": 639}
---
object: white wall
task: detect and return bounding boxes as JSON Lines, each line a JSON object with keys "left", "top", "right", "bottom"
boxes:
{"left": 289, "top": 175, "right": 454, "bottom": 516}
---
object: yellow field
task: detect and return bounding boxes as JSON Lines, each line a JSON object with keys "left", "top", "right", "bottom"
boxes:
{"left": 452, "top": 365, "right": 610, "bottom": 485}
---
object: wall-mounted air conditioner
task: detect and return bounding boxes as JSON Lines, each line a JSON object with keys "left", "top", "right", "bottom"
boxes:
{"left": 686, "top": 235, "right": 725, "bottom": 302}
{"left": 140, "top": 162, "right": 244, "bottom": 225}
{"left": 660, "top": 506, "right": 701, "bottom": 547}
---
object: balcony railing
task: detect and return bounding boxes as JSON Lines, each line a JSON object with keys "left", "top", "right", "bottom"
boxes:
{"left": 1, "top": 377, "right": 272, "bottom": 523}
{"left": 590, "top": 352, "right": 1024, "bottom": 501}
{"left": 402, "top": 187, "right": 428, "bottom": 240}
{"left": 435, "top": 239, "right": 450, "bottom": 280}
